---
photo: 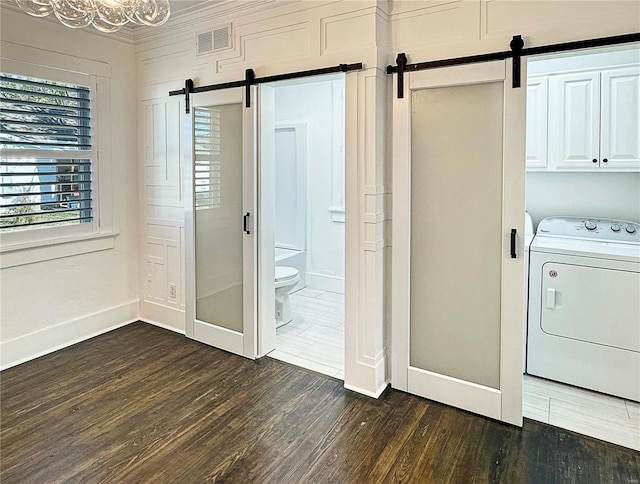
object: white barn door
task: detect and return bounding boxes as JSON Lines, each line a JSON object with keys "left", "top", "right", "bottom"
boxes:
{"left": 392, "top": 60, "right": 526, "bottom": 425}
{"left": 184, "top": 87, "right": 257, "bottom": 359}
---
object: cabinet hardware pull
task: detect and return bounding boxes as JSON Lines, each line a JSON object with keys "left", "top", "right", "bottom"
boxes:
{"left": 510, "top": 228, "right": 517, "bottom": 259}
{"left": 603, "top": 158, "right": 608, "bottom": 163}
{"left": 592, "top": 158, "right": 598, "bottom": 163}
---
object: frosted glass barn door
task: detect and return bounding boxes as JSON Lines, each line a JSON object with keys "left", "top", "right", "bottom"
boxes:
{"left": 392, "top": 61, "right": 525, "bottom": 425}
{"left": 185, "top": 88, "right": 257, "bottom": 359}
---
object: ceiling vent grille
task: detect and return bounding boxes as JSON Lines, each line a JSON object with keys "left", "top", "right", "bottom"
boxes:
{"left": 197, "top": 24, "right": 232, "bottom": 56}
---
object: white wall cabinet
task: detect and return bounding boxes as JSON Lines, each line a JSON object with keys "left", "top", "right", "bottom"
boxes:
{"left": 526, "top": 77, "right": 549, "bottom": 169}
{"left": 528, "top": 65, "right": 640, "bottom": 172}
{"left": 600, "top": 66, "right": 640, "bottom": 170}
{"left": 548, "top": 71, "right": 601, "bottom": 170}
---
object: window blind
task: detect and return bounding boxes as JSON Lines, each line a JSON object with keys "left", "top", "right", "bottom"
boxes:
{"left": 0, "top": 73, "right": 93, "bottom": 231}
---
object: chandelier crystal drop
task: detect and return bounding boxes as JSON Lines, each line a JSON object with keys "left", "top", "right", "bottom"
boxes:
{"left": 15, "top": 0, "right": 170, "bottom": 31}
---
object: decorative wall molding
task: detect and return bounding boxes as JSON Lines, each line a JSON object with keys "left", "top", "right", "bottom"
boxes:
{"left": 144, "top": 99, "right": 183, "bottom": 205}
{"left": 218, "top": 22, "right": 310, "bottom": 72}
{"left": 321, "top": 9, "right": 376, "bottom": 55}
{"left": 146, "top": 221, "right": 184, "bottom": 307}
{"left": 481, "top": 0, "right": 640, "bottom": 41}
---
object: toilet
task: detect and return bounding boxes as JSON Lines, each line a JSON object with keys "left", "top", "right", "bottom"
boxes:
{"left": 275, "top": 266, "right": 300, "bottom": 327}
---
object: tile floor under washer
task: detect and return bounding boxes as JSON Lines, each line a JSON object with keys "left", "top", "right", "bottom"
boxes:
{"left": 523, "top": 375, "right": 640, "bottom": 450}
{"left": 268, "top": 289, "right": 639, "bottom": 451}
{"left": 269, "top": 288, "right": 345, "bottom": 379}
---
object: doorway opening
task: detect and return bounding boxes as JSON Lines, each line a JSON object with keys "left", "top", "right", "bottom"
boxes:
{"left": 260, "top": 74, "right": 346, "bottom": 379}
{"left": 523, "top": 44, "right": 639, "bottom": 450}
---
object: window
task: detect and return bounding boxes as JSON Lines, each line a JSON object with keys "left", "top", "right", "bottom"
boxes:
{"left": 1, "top": 73, "right": 93, "bottom": 232}
{"left": 0, "top": 50, "right": 114, "bottom": 268}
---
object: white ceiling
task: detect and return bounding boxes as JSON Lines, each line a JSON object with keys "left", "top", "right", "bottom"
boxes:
{"left": 169, "top": 0, "right": 221, "bottom": 18}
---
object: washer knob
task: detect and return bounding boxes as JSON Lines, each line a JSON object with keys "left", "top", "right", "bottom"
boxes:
{"left": 611, "top": 224, "right": 621, "bottom": 232}
{"left": 626, "top": 225, "right": 637, "bottom": 234}
{"left": 584, "top": 220, "right": 597, "bottom": 231}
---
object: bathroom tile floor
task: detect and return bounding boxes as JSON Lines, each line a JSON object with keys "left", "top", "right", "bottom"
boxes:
{"left": 523, "top": 375, "right": 640, "bottom": 450}
{"left": 269, "top": 288, "right": 345, "bottom": 379}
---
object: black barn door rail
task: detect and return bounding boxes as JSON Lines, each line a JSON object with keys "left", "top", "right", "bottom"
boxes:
{"left": 387, "top": 33, "right": 640, "bottom": 98}
{"left": 170, "top": 62, "right": 364, "bottom": 113}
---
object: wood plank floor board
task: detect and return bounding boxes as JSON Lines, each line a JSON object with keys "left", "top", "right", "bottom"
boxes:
{"left": 1, "top": 323, "right": 639, "bottom": 483}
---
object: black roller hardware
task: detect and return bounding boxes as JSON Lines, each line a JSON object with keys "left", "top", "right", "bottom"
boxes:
{"left": 169, "top": 63, "right": 364, "bottom": 104}
{"left": 386, "top": 32, "right": 640, "bottom": 97}
{"left": 245, "top": 69, "right": 255, "bottom": 108}
{"left": 395, "top": 53, "right": 407, "bottom": 99}
{"left": 510, "top": 35, "right": 524, "bottom": 88}
{"left": 510, "top": 229, "right": 517, "bottom": 259}
{"left": 184, "top": 79, "right": 194, "bottom": 114}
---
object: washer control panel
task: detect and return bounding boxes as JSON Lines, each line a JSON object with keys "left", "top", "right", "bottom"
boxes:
{"left": 537, "top": 216, "right": 640, "bottom": 243}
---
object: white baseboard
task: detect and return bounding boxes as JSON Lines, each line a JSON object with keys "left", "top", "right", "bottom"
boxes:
{"left": 140, "top": 299, "right": 185, "bottom": 333}
{"left": 139, "top": 318, "right": 185, "bottom": 335}
{"left": 0, "top": 300, "right": 139, "bottom": 370}
{"left": 344, "top": 381, "right": 389, "bottom": 399}
{"left": 306, "top": 272, "right": 344, "bottom": 294}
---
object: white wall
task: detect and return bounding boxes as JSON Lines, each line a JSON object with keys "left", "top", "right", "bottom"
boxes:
{"left": 527, "top": 172, "right": 640, "bottom": 228}
{"left": 274, "top": 79, "right": 346, "bottom": 293}
{"left": 0, "top": 8, "right": 139, "bottom": 368}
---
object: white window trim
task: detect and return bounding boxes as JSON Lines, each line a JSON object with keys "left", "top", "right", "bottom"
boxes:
{"left": 0, "top": 52, "right": 116, "bottom": 268}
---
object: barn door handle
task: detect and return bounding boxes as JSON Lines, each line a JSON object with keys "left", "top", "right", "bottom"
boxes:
{"left": 510, "top": 228, "right": 517, "bottom": 258}
{"left": 243, "top": 212, "right": 250, "bottom": 235}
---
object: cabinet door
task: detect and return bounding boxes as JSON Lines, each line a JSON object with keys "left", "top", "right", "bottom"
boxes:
{"left": 600, "top": 66, "right": 640, "bottom": 170}
{"left": 549, "top": 71, "right": 600, "bottom": 169}
{"left": 526, "top": 77, "right": 548, "bottom": 170}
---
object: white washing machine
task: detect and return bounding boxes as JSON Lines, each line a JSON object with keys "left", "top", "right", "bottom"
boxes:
{"left": 527, "top": 216, "right": 640, "bottom": 402}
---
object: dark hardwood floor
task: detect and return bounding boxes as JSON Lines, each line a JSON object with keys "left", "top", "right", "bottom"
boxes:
{"left": 1, "top": 322, "right": 638, "bottom": 483}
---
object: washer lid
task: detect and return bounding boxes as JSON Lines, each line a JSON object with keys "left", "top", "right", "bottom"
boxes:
{"left": 275, "top": 266, "right": 299, "bottom": 281}
{"left": 530, "top": 236, "right": 640, "bottom": 262}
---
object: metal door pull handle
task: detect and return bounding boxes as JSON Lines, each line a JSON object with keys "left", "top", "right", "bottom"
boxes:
{"left": 243, "top": 212, "right": 250, "bottom": 235}
{"left": 510, "top": 228, "right": 517, "bottom": 259}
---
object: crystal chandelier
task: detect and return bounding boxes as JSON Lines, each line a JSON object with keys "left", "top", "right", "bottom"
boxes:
{"left": 15, "top": 0, "right": 170, "bottom": 32}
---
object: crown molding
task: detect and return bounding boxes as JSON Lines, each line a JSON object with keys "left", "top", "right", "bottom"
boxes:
{"left": 1, "top": 0, "right": 331, "bottom": 46}
{"left": 132, "top": 0, "right": 296, "bottom": 44}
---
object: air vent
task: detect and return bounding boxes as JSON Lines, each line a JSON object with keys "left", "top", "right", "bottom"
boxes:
{"left": 196, "top": 24, "right": 232, "bottom": 56}
{"left": 197, "top": 31, "right": 213, "bottom": 55}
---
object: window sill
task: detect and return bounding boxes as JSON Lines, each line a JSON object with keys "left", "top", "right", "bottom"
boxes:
{"left": 0, "top": 231, "right": 118, "bottom": 269}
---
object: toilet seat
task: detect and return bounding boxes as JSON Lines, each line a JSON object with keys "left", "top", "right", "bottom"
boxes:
{"left": 275, "top": 266, "right": 299, "bottom": 283}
